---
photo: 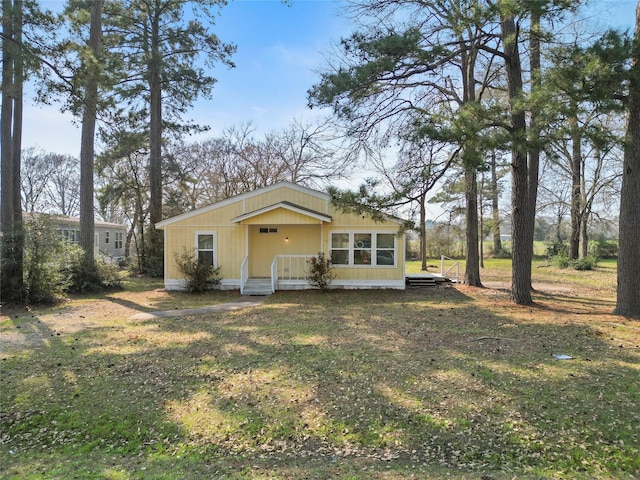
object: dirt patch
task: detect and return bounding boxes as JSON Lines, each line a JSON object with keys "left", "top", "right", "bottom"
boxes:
{"left": 1, "top": 299, "right": 137, "bottom": 353}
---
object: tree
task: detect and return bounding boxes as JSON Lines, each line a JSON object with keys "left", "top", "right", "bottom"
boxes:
{"left": 78, "top": 0, "right": 103, "bottom": 274}
{"left": 45, "top": 153, "right": 81, "bottom": 216}
{"left": 543, "top": 29, "right": 627, "bottom": 260}
{"left": 109, "top": 0, "right": 235, "bottom": 271}
{"left": 20, "top": 147, "right": 48, "bottom": 212}
{"left": 309, "top": 0, "right": 502, "bottom": 286}
{"left": 1, "top": 0, "right": 25, "bottom": 302}
{"left": 96, "top": 131, "right": 150, "bottom": 272}
{"left": 371, "top": 137, "right": 455, "bottom": 270}
{"left": 615, "top": 1, "right": 640, "bottom": 316}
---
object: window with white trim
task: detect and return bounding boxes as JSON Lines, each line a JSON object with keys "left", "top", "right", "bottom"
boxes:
{"left": 114, "top": 232, "right": 123, "bottom": 250}
{"left": 196, "top": 233, "right": 216, "bottom": 267}
{"left": 105, "top": 231, "right": 110, "bottom": 244}
{"left": 330, "top": 232, "right": 396, "bottom": 267}
{"left": 59, "top": 229, "right": 80, "bottom": 243}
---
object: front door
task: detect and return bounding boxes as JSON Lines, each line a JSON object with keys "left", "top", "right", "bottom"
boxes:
{"left": 248, "top": 225, "right": 322, "bottom": 277}
{"left": 249, "top": 226, "right": 286, "bottom": 277}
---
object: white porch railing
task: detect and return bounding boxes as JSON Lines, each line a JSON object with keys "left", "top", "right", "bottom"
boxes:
{"left": 240, "top": 255, "right": 249, "bottom": 294}
{"left": 270, "top": 257, "right": 278, "bottom": 293}
{"left": 270, "top": 255, "right": 314, "bottom": 291}
{"left": 440, "top": 255, "right": 460, "bottom": 283}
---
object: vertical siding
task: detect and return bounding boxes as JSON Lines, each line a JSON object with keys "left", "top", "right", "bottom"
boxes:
{"left": 249, "top": 225, "right": 322, "bottom": 276}
{"left": 245, "top": 186, "right": 328, "bottom": 214}
{"left": 161, "top": 184, "right": 406, "bottom": 285}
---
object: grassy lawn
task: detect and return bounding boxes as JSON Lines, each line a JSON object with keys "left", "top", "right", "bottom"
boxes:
{"left": 1, "top": 264, "right": 638, "bottom": 479}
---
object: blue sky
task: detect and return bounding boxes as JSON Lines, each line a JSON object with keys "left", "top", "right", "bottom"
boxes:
{"left": 23, "top": 0, "right": 637, "bottom": 157}
{"left": 25, "top": 0, "right": 349, "bottom": 155}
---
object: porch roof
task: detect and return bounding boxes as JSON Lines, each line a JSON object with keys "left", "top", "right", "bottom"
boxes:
{"left": 231, "top": 201, "right": 332, "bottom": 224}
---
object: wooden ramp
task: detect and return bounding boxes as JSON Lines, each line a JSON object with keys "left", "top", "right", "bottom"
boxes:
{"left": 405, "top": 273, "right": 454, "bottom": 288}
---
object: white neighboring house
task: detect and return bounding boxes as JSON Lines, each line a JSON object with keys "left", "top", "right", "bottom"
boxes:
{"left": 27, "top": 213, "right": 127, "bottom": 262}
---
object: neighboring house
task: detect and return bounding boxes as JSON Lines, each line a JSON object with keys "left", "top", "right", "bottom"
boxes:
{"left": 157, "top": 182, "right": 406, "bottom": 293}
{"left": 28, "top": 213, "right": 127, "bottom": 261}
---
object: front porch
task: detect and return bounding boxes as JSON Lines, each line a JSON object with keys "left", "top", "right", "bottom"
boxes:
{"left": 238, "top": 255, "right": 459, "bottom": 295}
{"left": 240, "top": 255, "right": 313, "bottom": 295}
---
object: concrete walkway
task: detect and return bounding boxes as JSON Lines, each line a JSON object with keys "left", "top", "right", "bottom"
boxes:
{"left": 128, "top": 297, "right": 266, "bottom": 320}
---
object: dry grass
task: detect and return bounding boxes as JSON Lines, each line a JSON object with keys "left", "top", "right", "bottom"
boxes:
{"left": 1, "top": 263, "right": 639, "bottom": 479}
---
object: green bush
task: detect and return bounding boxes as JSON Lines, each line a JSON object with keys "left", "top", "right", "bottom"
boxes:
{"left": 23, "top": 216, "right": 69, "bottom": 304}
{"left": 553, "top": 254, "right": 570, "bottom": 269}
{"left": 546, "top": 240, "right": 568, "bottom": 258}
{"left": 573, "top": 255, "right": 598, "bottom": 271}
{"left": 174, "top": 248, "right": 222, "bottom": 293}
{"left": 23, "top": 215, "right": 124, "bottom": 302}
{"left": 307, "top": 252, "right": 335, "bottom": 290}
{"left": 65, "top": 250, "right": 104, "bottom": 293}
{"left": 589, "top": 240, "right": 618, "bottom": 259}
{"left": 97, "top": 261, "right": 124, "bottom": 290}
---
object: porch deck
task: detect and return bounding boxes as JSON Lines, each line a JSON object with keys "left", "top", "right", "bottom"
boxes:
{"left": 405, "top": 273, "right": 455, "bottom": 287}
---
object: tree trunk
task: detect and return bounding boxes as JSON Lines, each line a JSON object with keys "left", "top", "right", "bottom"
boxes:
{"left": 527, "top": 9, "right": 541, "bottom": 269}
{"left": 1, "top": 0, "right": 24, "bottom": 302}
{"left": 579, "top": 216, "right": 588, "bottom": 259}
{"left": 419, "top": 191, "right": 427, "bottom": 271}
{"left": 464, "top": 167, "right": 482, "bottom": 286}
{"left": 490, "top": 150, "right": 502, "bottom": 255}
{"left": 501, "top": 14, "right": 532, "bottom": 305}
{"left": 614, "top": 1, "right": 640, "bottom": 316}
{"left": 79, "top": 0, "right": 103, "bottom": 266}
{"left": 568, "top": 111, "right": 581, "bottom": 260}
{"left": 479, "top": 172, "right": 484, "bottom": 269}
{"left": 147, "top": 11, "right": 164, "bottom": 273}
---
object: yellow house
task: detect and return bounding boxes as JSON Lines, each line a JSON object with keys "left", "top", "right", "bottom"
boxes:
{"left": 157, "top": 182, "right": 406, "bottom": 294}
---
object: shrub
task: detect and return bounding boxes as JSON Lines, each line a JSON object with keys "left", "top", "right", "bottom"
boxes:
{"left": 65, "top": 251, "right": 104, "bottom": 293}
{"left": 545, "top": 240, "right": 568, "bottom": 258}
{"left": 307, "top": 252, "right": 335, "bottom": 290}
{"left": 174, "top": 248, "right": 222, "bottom": 293}
{"left": 492, "top": 246, "right": 512, "bottom": 259}
{"left": 589, "top": 240, "right": 618, "bottom": 259}
{"left": 553, "top": 254, "right": 570, "bottom": 269}
{"left": 97, "top": 261, "right": 124, "bottom": 290}
{"left": 23, "top": 215, "right": 69, "bottom": 304}
{"left": 573, "top": 255, "right": 598, "bottom": 271}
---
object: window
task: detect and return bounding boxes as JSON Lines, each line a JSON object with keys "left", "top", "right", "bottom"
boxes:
{"left": 59, "top": 229, "right": 80, "bottom": 243}
{"left": 114, "top": 232, "right": 123, "bottom": 250}
{"left": 330, "top": 232, "right": 396, "bottom": 267}
{"left": 105, "top": 231, "right": 110, "bottom": 244}
{"left": 259, "top": 227, "right": 278, "bottom": 234}
{"left": 330, "top": 233, "right": 350, "bottom": 265}
{"left": 376, "top": 233, "right": 395, "bottom": 265}
{"left": 196, "top": 233, "right": 216, "bottom": 267}
{"left": 354, "top": 233, "right": 372, "bottom": 265}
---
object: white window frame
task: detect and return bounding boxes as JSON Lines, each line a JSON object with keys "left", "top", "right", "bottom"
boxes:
{"left": 114, "top": 232, "right": 123, "bottom": 250}
{"left": 59, "top": 228, "right": 80, "bottom": 244}
{"left": 195, "top": 231, "right": 217, "bottom": 268}
{"left": 329, "top": 231, "right": 397, "bottom": 267}
{"left": 105, "top": 231, "right": 110, "bottom": 244}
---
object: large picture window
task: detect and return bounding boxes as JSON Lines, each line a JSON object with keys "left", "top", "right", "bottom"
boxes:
{"left": 330, "top": 232, "right": 396, "bottom": 267}
{"left": 196, "top": 233, "right": 216, "bottom": 267}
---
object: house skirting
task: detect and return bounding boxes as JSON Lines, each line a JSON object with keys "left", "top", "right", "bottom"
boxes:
{"left": 164, "top": 278, "right": 405, "bottom": 291}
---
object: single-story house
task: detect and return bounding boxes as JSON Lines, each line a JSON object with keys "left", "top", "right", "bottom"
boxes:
{"left": 24, "top": 213, "right": 127, "bottom": 262}
{"left": 157, "top": 182, "right": 406, "bottom": 293}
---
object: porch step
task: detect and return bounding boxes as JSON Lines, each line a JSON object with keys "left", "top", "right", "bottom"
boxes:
{"left": 242, "top": 278, "right": 273, "bottom": 296}
{"left": 406, "top": 274, "right": 453, "bottom": 288}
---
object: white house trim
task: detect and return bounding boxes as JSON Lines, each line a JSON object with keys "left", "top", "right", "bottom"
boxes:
{"left": 156, "top": 182, "right": 330, "bottom": 228}
{"left": 231, "top": 201, "right": 332, "bottom": 224}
